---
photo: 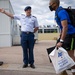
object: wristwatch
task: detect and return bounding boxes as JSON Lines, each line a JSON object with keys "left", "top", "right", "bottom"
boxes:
{"left": 60, "top": 39, "right": 64, "bottom": 43}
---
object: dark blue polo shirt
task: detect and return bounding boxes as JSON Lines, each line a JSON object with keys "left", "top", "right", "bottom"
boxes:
{"left": 55, "top": 6, "right": 75, "bottom": 34}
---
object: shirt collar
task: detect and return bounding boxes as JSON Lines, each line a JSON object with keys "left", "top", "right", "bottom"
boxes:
{"left": 56, "top": 6, "right": 63, "bottom": 13}
{"left": 25, "top": 15, "right": 32, "bottom": 18}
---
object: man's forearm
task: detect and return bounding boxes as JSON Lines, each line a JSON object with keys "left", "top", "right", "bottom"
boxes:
{"left": 60, "top": 26, "right": 68, "bottom": 40}
{"left": 3, "top": 10, "right": 14, "bottom": 19}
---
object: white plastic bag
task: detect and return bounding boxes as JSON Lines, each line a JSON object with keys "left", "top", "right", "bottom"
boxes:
{"left": 49, "top": 47, "right": 75, "bottom": 74}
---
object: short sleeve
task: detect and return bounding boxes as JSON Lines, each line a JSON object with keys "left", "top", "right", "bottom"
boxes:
{"left": 34, "top": 18, "right": 39, "bottom": 28}
{"left": 58, "top": 10, "right": 68, "bottom": 21}
{"left": 13, "top": 15, "right": 21, "bottom": 20}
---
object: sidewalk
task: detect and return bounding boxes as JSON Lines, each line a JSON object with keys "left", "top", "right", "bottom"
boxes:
{"left": 0, "top": 40, "right": 72, "bottom": 75}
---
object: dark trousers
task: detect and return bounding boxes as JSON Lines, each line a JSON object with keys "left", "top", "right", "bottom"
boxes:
{"left": 21, "top": 32, "right": 34, "bottom": 65}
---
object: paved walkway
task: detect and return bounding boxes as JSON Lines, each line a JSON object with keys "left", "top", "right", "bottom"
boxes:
{"left": 0, "top": 40, "right": 72, "bottom": 75}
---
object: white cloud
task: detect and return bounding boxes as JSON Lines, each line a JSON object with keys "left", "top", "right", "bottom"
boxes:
{"left": 10, "top": 0, "right": 75, "bottom": 26}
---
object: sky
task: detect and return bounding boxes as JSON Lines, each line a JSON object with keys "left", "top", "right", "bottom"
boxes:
{"left": 10, "top": 0, "right": 75, "bottom": 26}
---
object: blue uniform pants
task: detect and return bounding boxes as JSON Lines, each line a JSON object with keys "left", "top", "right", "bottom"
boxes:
{"left": 21, "top": 32, "right": 34, "bottom": 65}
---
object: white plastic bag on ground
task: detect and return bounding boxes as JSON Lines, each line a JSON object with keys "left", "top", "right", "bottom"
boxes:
{"left": 49, "top": 47, "right": 75, "bottom": 74}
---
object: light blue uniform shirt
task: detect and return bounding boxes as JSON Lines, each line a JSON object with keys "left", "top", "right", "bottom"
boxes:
{"left": 14, "top": 14, "right": 39, "bottom": 32}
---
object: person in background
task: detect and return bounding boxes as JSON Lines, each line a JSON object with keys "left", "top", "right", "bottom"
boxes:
{"left": 49, "top": 0, "right": 75, "bottom": 75}
{"left": 0, "top": 6, "right": 39, "bottom": 69}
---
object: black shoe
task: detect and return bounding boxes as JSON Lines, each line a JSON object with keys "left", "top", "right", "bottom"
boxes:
{"left": 0, "top": 62, "right": 3, "bottom": 66}
{"left": 23, "top": 64, "right": 28, "bottom": 68}
{"left": 30, "top": 64, "right": 35, "bottom": 69}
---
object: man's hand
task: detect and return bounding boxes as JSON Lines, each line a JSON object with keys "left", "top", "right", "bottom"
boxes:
{"left": 0, "top": 8, "right": 5, "bottom": 13}
{"left": 0, "top": 8, "right": 14, "bottom": 18}
{"left": 34, "top": 27, "right": 38, "bottom": 33}
{"left": 56, "top": 42, "right": 63, "bottom": 48}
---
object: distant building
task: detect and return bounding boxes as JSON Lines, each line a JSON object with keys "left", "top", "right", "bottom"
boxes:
{"left": 0, "top": 0, "right": 20, "bottom": 47}
{"left": 38, "top": 25, "right": 60, "bottom": 33}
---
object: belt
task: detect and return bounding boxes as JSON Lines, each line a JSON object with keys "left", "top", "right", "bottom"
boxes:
{"left": 22, "top": 31, "right": 33, "bottom": 34}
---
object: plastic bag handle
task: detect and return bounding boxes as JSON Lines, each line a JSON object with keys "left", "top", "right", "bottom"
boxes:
{"left": 56, "top": 47, "right": 59, "bottom": 50}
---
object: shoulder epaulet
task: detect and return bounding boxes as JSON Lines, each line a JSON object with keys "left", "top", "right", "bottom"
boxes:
{"left": 32, "top": 16, "right": 36, "bottom": 18}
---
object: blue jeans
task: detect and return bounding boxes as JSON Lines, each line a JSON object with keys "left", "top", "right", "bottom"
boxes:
{"left": 21, "top": 32, "right": 34, "bottom": 65}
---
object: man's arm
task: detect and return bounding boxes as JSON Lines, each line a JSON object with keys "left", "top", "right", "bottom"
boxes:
{"left": 0, "top": 8, "right": 14, "bottom": 19}
{"left": 56, "top": 20, "right": 68, "bottom": 47}
{"left": 60, "top": 20, "right": 68, "bottom": 40}
{"left": 34, "top": 17, "right": 39, "bottom": 33}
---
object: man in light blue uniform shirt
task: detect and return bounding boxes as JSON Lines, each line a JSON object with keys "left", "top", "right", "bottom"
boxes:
{"left": 0, "top": 6, "right": 39, "bottom": 69}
